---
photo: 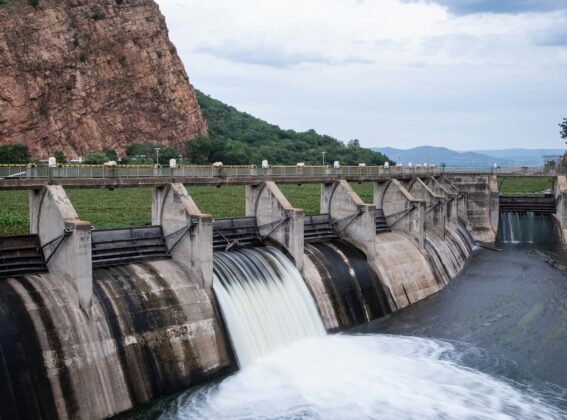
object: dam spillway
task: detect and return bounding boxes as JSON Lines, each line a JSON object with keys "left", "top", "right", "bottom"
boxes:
{"left": 213, "top": 247, "right": 326, "bottom": 367}
{"left": 3, "top": 172, "right": 566, "bottom": 418}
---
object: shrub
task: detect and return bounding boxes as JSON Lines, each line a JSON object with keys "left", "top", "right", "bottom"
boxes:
{"left": 85, "top": 151, "right": 109, "bottom": 164}
{"left": 28, "top": 0, "right": 39, "bottom": 6}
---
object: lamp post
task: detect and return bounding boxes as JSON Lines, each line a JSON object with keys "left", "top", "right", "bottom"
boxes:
{"left": 322, "top": 151, "right": 326, "bottom": 165}
{"left": 154, "top": 148, "right": 161, "bottom": 166}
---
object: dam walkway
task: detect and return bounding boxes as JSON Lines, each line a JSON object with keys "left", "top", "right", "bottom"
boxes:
{"left": 0, "top": 164, "right": 559, "bottom": 190}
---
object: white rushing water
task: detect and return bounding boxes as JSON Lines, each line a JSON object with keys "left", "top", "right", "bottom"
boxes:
{"left": 159, "top": 334, "right": 565, "bottom": 419}
{"left": 213, "top": 246, "right": 326, "bottom": 367}
{"left": 498, "top": 212, "right": 558, "bottom": 243}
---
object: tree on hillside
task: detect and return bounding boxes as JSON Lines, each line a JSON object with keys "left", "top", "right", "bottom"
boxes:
{"left": 54, "top": 150, "right": 67, "bottom": 164}
{"left": 560, "top": 118, "right": 567, "bottom": 141}
{"left": 0, "top": 144, "right": 30, "bottom": 164}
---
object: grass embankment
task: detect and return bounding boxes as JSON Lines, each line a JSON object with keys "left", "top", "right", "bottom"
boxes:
{"left": 498, "top": 177, "right": 554, "bottom": 196}
{"left": 0, "top": 183, "right": 375, "bottom": 236}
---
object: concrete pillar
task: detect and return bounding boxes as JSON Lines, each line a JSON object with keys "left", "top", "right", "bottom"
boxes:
{"left": 446, "top": 174, "right": 499, "bottom": 242}
{"left": 321, "top": 180, "right": 377, "bottom": 260}
{"left": 439, "top": 176, "right": 468, "bottom": 225}
{"left": 426, "top": 177, "right": 458, "bottom": 228}
{"left": 246, "top": 182, "right": 304, "bottom": 269}
{"left": 29, "top": 186, "right": 93, "bottom": 313}
{"left": 152, "top": 183, "right": 213, "bottom": 288}
{"left": 375, "top": 179, "right": 426, "bottom": 250}
{"left": 408, "top": 178, "right": 446, "bottom": 238}
{"left": 554, "top": 175, "right": 567, "bottom": 242}
{"left": 489, "top": 175, "right": 500, "bottom": 236}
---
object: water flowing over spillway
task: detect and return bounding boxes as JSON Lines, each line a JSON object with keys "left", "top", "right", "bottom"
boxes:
{"left": 213, "top": 247, "right": 326, "bottom": 367}
{"left": 498, "top": 212, "right": 558, "bottom": 243}
{"left": 154, "top": 335, "right": 565, "bottom": 419}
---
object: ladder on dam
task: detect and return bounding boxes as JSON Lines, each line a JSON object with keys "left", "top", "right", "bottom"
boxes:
{"left": 213, "top": 217, "right": 262, "bottom": 252}
{"left": 499, "top": 196, "right": 556, "bottom": 214}
{"left": 0, "top": 235, "right": 48, "bottom": 278}
{"left": 91, "top": 226, "right": 170, "bottom": 268}
{"left": 375, "top": 209, "right": 391, "bottom": 233}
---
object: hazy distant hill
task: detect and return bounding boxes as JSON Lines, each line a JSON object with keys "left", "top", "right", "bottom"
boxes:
{"left": 473, "top": 149, "right": 564, "bottom": 165}
{"left": 374, "top": 146, "right": 564, "bottom": 167}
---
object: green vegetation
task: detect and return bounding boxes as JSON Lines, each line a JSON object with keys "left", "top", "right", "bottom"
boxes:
{"left": 123, "top": 143, "right": 178, "bottom": 165}
{"left": 0, "top": 144, "right": 30, "bottom": 164}
{"left": 0, "top": 183, "right": 375, "bottom": 236}
{"left": 191, "top": 91, "right": 391, "bottom": 166}
{"left": 498, "top": 177, "right": 554, "bottom": 196}
{"left": 560, "top": 118, "right": 567, "bottom": 141}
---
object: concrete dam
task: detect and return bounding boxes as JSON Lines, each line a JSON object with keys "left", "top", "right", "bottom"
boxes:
{"left": 1, "top": 172, "right": 566, "bottom": 419}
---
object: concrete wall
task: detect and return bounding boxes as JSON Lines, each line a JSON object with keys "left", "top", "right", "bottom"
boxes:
{"left": 152, "top": 183, "right": 213, "bottom": 288}
{"left": 375, "top": 179, "right": 425, "bottom": 250}
{"left": 29, "top": 186, "right": 93, "bottom": 312}
{"left": 447, "top": 174, "right": 499, "bottom": 242}
{"left": 245, "top": 181, "right": 304, "bottom": 269}
{"left": 321, "top": 180, "right": 377, "bottom": 261}
{"left": 554, "top": 175, "right": 567, "bottom": 242}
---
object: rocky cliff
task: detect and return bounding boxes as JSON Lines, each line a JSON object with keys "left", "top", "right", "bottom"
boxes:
{"left": 0, "top": 0, "right": 207, "bottom": 159}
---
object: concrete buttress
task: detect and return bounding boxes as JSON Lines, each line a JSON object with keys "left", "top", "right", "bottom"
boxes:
{"left": 375, "top": 179, "right": 426, "bottom": 250}
{"left": 29, "top": 185, "right": 93, "bottom": 312}
{"left": 321, "top": 180, "right": 377, "bottom": 261}
{"left": 246, "top": 182, "right": 305, "bottom": 270}
{"left": 152, "top": 183, "right": 213, "bottom": 288}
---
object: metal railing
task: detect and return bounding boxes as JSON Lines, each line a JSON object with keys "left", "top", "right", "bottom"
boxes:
{"left": 0, "top": 163, "right": 560, "bottom": 181}
{"left": 0, "top": 164, "right": 440, "bottom": 179}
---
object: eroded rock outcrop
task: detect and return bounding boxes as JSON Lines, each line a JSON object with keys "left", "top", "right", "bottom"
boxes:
{"left": 0, "top": 0, "right": 207, "bottom": 159}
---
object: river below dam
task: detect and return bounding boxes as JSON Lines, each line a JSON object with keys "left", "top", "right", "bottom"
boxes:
{"left": 124, "top": 245, "right": 567, "bottom": 419}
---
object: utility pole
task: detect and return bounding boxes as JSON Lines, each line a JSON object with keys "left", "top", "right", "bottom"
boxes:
{"left": 322, "top": 151, "right": 326, "bottom": 165}
{"left": 154, "top": 148, "right": 161, "bottom": 166}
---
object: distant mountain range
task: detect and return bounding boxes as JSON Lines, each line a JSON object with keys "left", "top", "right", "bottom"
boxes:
{"left": 373, "top": 146, "right": 565, "bottom": 167}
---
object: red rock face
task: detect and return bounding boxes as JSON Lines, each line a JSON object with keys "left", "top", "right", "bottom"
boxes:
{"left": 0, "top": 0, "right": 207, "bottom": 159}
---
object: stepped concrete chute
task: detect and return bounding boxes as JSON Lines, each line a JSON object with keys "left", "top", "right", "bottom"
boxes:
{"left": 448, "top": 174, "right": 499, "bottom": 242}
{"left": 245, "top": 181, "right": 304, "bottom": 270}
{"left": 29, "top": 185, "right": 93, "bottom": 312}
{"left": 321, "top": 180, "right": 377, "bottom": 260}
{"left": 152, "top": 183, "right": 213, "bottom": 288}
{"left": 407, "top": 178, "right": 446, "bottom": 238}
{"left": 374, "top": 179, "right": 426, "bottom": 250}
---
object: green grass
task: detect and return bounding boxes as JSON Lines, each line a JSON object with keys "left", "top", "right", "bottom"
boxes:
{"left": 498, "top": 177, "right": 554, "bottom": 196}
{"left": 0, "top": 183, "right": 377, "bottom": 236}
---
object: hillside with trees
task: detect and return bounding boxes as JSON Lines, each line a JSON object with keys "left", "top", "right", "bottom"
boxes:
{"left": 187, "top": 91, "right": 390, "bottom": 166}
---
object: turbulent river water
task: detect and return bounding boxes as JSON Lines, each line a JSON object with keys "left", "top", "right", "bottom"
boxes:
{"left": 126, "top": 245, "right": 567, "bottom": 419}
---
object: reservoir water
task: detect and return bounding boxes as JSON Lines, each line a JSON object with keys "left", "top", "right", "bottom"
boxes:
{"left": 124, "top": 244, "right": 567, "bottom": 419}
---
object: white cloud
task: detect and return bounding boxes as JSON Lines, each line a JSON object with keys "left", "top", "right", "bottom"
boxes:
{"left": 157, "top": 0, "right": 567, "bottom": 150}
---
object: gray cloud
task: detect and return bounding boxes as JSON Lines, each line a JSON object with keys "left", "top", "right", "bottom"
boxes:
{"left": 193, "top": 41, "right": 374, "bottom": 68}
{"left": 403, "top": 0, "right": 567, "bottom": 15}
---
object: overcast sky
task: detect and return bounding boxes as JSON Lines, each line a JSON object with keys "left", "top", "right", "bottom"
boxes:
{"left": 156, "top": 0, "right": 567, "bottom": 151}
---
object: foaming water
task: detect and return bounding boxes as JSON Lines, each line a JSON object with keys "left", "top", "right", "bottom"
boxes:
{"left": 154, "top": 334, "right": 565, "bottom": 419}
{"left": 213, "top": 247, "right": 326, "bottom": 367}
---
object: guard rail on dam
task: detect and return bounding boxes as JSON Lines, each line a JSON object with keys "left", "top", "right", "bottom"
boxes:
{"left": 0, "top": 163, "right": 560, "bottom": 190}
{"left": 1, "top": 173, "right": 567, "bottom": 419}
